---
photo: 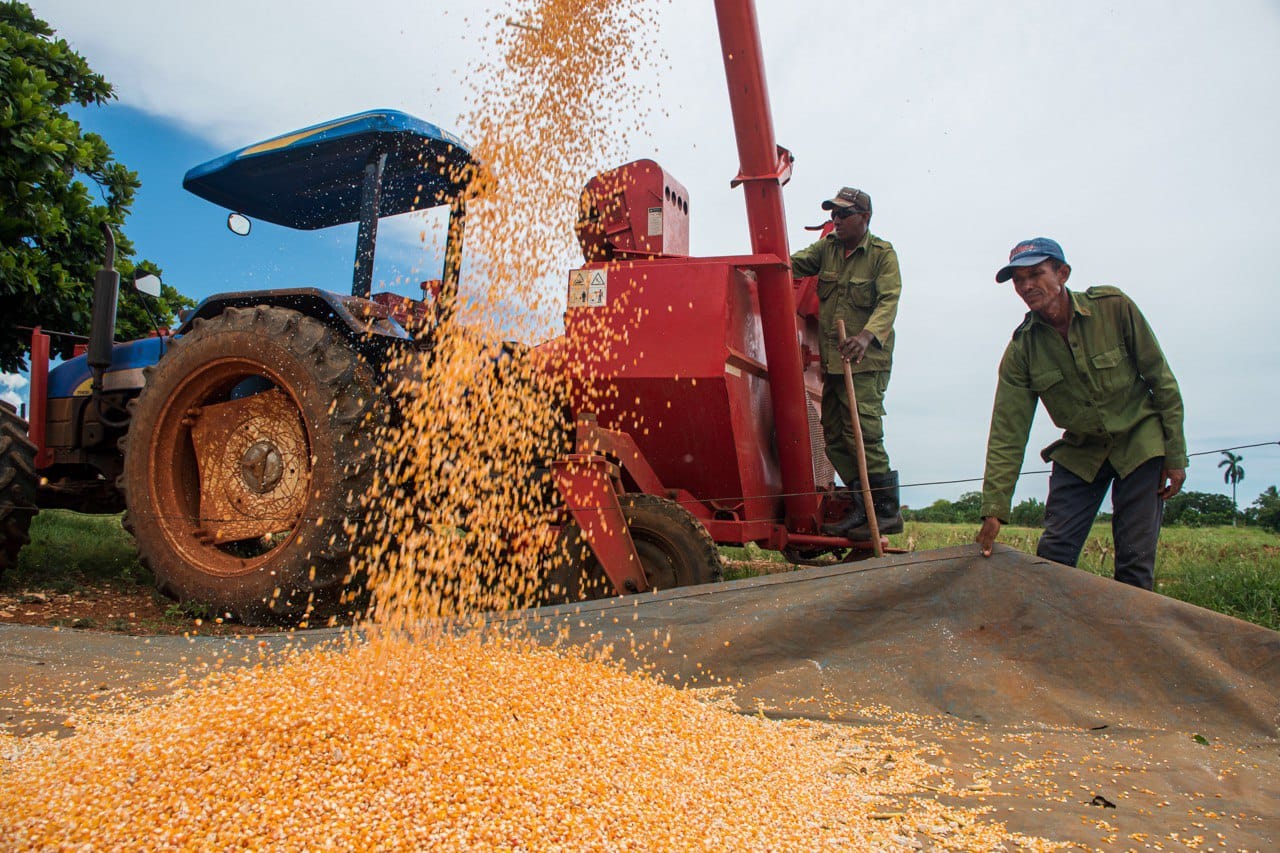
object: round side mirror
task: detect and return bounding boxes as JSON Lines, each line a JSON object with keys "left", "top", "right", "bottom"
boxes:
{"left": 227, "top": 213, "right": 252, "bottom": 236}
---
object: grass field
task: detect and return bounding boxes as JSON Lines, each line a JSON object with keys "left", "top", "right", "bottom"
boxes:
{"left": 891, "top": 521, "right": 1280, "bottom": 630}
{"left": 5, "top": 510, "right": 151, "bottom": 594}
{"left": 8, "top": 512, "right": 1279, "bottom": 632}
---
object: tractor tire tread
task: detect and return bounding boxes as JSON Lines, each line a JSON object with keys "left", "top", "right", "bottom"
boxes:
{"left": 121, "top": 306, "right": 382, "bottom": 625}
{"left": 0, "top": 401, "right": 38, "bottom": 575}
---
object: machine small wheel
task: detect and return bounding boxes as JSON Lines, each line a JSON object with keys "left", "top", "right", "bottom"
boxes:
{"left": 542, "top": 493, "right": 723, "bottom": 604}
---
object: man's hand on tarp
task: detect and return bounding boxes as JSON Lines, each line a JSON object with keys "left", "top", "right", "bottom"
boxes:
{"left": 976, "top": 516, "right": 1001, "bottom": 557}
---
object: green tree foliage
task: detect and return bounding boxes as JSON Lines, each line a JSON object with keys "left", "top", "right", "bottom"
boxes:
{"left": 1218, "top": 451, "right": 1245, "bottom": 526}
{"left": 1163, "top": 490, "right": 1237, "bottom": 527}
{"left": 1009, "top": 497, "right": 1046, "bottom": 527}
{"left": 950, "top": 491, "right": 982, "bottom": 524}
{"left": 114, "top": 259, "right": 193, "bottom": 340}
{"left": 903, "top": 491, "right": 985, "bottom": 524}
{"left": 1244, "top": 486, "right": 1280, "bottom": 533}
{"left": 905, "top": 498, "right": 961, "bottom": 523}
{"left": 0, "top": 2, "right": 189, "bottom": 371}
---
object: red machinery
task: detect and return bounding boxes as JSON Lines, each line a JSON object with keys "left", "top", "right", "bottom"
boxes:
{"left": 540, "top": 0, "right": 877, "bottom": 598}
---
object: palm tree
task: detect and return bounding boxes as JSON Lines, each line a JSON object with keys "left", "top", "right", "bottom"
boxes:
{"left": 1219, "top": 451, "right": 1245, "bottom": 526}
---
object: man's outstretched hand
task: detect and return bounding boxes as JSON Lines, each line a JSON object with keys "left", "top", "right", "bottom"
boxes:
{"left": 976, "top": 516, "right": 1002, "bottom": 557}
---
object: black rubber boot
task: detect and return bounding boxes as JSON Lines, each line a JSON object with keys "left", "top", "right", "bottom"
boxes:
{"left": 848, "top": 471, "right": 904, "bottom": 539}
{"left": 873, "top": 470, "right": 904, "bottom": 535}
{"left": 821, "top": 489, "right": 867, "bottom": 536}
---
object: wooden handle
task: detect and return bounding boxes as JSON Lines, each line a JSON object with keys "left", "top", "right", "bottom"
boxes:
{"left": 837, "top": 319, "right": 883, "bottom": 557}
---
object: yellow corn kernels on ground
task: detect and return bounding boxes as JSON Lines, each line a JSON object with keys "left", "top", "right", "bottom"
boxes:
{"left": 0, "top": 633, "right": 1056, "bottom": 850}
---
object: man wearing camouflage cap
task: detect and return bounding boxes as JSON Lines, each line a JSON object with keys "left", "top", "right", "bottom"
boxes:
{"left": 975, "top": 237, "right": 1187, "bottom": 589}
{"left": 791, "top": 187, "right": 903, "bottom": 538}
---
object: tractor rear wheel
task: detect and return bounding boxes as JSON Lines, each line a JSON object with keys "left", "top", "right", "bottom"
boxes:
{"left": 122, "top": 306, "right": 382, "bottom": 625}
{"left": 0, "top": 401, "right": 38, "bottom": 577}
{"left": 543, "top": 493, "right": 723, "bottom": 604}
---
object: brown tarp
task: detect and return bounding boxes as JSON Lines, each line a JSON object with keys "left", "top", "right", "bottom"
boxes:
{"left": 4, "top": 543, "right": 1278, "bottom": 847}
{"left": 513, "top": 544, "right": 1280, "bottom": 739}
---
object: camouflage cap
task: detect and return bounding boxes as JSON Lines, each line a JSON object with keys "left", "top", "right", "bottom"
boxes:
{"left": 821, "top": 187, "right": 872, "bottom": 213}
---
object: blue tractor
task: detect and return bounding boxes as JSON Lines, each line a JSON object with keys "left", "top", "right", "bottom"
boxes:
{"left": 3, "top": 110, "right": 479, "bottom": 624}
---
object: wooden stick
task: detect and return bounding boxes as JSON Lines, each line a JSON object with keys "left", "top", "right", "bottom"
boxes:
{"left": 837, "top": 319, "right": 883, "bottom": 557}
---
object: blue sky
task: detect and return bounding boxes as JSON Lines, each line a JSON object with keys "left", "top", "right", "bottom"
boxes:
{"left": 13, "top": 0, "right": 1280, "bottom": 512}
{"left": 73, "top": 104, "right": 449, "bottom": 303}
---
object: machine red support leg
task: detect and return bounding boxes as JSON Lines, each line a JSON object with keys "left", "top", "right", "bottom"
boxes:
{"left": 714, "top": 0, "right": 821, "bottom": 531}
{"left": 551, "top": 454, "right": 650, "bottom": 596}
{"left": 28, "top": 327, "right": 52, "bottom": 468}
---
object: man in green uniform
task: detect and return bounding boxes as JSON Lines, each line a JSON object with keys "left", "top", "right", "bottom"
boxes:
{"left": 975, "top": 237, "right": 1187, "bottom": 589}
{"left": 790, "top": 187, "right": 903, "bottom": 537}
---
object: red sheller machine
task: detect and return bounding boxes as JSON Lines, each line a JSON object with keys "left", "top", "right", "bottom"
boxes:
{"left": 541, "top": 0, "right": 882, "bottom": 596}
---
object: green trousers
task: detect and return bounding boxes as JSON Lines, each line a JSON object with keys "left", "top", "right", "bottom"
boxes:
{"left": 821, "top": 370, "right": 891, "bottom": 483}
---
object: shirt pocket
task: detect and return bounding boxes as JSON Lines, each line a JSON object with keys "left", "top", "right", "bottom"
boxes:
{"left": 844, "top": 276, "right": 877, "bottom": 309}
{"left": 1090, "top": 345, "right": 1136, "bottom": 394}
{"left": 1030, "top": 367, "right": 1072, "bottom": 416}
{"left": 816, "top": 272, "right": 840, "bottom": 301}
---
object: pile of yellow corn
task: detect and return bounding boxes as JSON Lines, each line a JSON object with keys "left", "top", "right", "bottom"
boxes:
{"left": 1, "top": 632, "right": 1055, "bottom": 849}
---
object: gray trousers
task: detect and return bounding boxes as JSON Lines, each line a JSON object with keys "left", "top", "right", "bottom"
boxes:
{"left": 1036, "top": 456, "right": 1165, "bottom": 590}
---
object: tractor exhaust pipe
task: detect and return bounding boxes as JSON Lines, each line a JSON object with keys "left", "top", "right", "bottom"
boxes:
{"left": 87, "top": 222, "right": 133, "bottom": 430}
{"left": 88, "top": 222, "right": 120, "bottom": 383}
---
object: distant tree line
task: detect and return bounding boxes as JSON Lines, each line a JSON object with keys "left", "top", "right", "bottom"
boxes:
{"left": 902, "top": 487, "right": 1280, "bottom": 532}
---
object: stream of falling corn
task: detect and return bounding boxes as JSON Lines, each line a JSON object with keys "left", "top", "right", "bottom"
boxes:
{"left": 353, "top": 0, "right": 668, "bottom": 628}
{"left": 1, "top": 1, "right": 1058, "bottom": 848}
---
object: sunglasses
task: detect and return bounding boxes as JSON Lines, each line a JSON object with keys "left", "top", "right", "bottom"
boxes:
{"left": 830, "top": 207, "right": 861, "bottom": 220}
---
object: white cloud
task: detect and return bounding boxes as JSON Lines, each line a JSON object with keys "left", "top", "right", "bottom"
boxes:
{"left": 0, "top": 373, "right": 28, "bottom": 412}
{"left": 33, "top": 0, "right": 482, "bottom": 147}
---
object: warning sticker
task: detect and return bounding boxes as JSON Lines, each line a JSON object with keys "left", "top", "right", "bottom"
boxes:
{"left": 567, "top": 268, "right": 607, "bottom": 308}
{"left": 647, "top": 206, "right": 663, "bottom": 236}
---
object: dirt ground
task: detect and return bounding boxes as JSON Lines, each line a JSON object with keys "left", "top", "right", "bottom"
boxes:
{"left": 0, "top": 585, "right": 320, "bottom": 636}
{"left": 0, "top": 558, "right": 786, "bottom": 638}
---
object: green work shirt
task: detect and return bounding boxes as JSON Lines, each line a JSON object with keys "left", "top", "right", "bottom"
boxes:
{"left": 980, "top": 286, "right": 1188, "bottom": 522}
{"left": 790, "top": 231, "right": 901, "bottom": 375}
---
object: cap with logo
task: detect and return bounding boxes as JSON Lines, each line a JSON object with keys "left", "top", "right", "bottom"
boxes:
{"left": 821, "top": 187, "right": 872, "bottom": 214}
{"left": 995, "top": 237, "right": 1067, "bottom": 283}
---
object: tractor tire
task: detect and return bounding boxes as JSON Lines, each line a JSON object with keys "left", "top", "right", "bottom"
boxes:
{"left": 543, "top": 493, "right": 724, "bottom": 604}
{"left": 0, "top": 401, "right": 38, "bottom": 577}
{"left": 121, "top": 306, "right": 382, "bottom": 625}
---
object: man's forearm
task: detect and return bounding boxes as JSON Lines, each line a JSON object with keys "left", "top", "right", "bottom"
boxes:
{"left": 979, "top": 376, "right": 1038, "bottom": 521}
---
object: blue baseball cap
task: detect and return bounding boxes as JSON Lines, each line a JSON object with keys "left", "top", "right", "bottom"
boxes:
{"left": 995, "top": 237, "right": 1067, "bottom": 283}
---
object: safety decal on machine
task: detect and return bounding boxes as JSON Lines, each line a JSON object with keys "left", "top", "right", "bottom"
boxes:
{"left": 647, "top": 206, "right": 663, "bottom": 236}
{"left": 567, "top": 268, "right": 608, "bottom": 307}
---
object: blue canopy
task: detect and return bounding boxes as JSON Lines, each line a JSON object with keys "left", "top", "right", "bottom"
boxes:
{"left": 182, "top": 110, "right": 476, "bottom": 230}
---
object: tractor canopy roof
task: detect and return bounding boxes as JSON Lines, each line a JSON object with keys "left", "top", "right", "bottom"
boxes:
{"left": 182, "top": 109, "right": 476, "bottom": 230}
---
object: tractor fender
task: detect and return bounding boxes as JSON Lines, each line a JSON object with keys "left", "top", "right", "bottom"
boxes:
{"left": 179, "top": 288, "right": 413, "bottom": 364}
